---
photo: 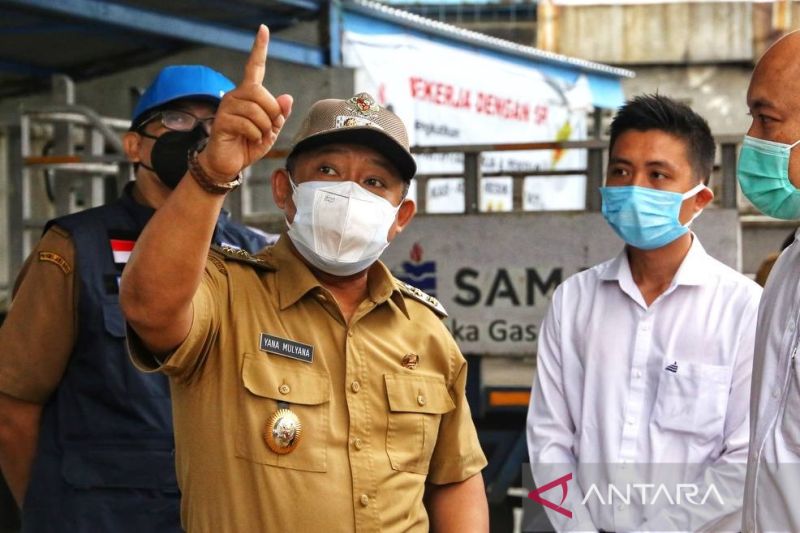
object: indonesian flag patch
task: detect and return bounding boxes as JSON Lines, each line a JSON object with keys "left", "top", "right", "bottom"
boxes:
{"left": 109, "top": 238, "right": 135, "bottom": 267}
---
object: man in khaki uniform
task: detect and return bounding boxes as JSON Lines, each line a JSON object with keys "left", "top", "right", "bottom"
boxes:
{"left": 120, "top": 26, "right": 488, "bottom": 532}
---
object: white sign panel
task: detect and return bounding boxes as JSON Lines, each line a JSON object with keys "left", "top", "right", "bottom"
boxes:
{"left": 426, "top": 178, "right": 464, "bottom": 213}
{"left": 382, "top": 210, "right": 741, "bottom": 355}
{"left": 425, "top": 177, "right": 516, "bottom": 213}
{"left": 523, "top": 175, "right": 586, "bottom": 211}
{"left": 481, "top": 177, "right": 514, "bottom": 212}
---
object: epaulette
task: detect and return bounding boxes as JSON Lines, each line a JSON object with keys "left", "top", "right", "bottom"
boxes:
{"left": 397, "top": 281, "right": 448, "bottom": 318}
{"left": 48, "top": 225, "right": 70, "bottom": 238}
{"left": 210, "top": 244, "right": 276, "bottom": 271}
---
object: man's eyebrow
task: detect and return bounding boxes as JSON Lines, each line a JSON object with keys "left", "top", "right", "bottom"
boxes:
{"left": 609, "top": 156, "right": 678, "bottom": 170}
{"left": 368, "top": 156, "right": 398, "bottom": 175}
{"left": 644, "top": 159, "right": 677, "bottom": 170}
{"left": 749, "top": 97, "right": 776, "bottom": 111}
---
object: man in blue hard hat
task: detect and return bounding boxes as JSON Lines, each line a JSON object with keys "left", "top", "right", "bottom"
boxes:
{"left": 0, "top": 65, "right": 272, "bottom": 532}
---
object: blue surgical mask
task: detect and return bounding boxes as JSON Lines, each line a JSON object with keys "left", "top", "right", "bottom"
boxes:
{"left": 600, "top": 183, "right": 706, "bottom": 250}
{"left": 737, "top": 135, "right": 800, "bottom": 220}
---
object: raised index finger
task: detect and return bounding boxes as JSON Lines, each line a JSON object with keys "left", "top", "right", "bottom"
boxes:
{"left": 242, "top": 24, "right": 269, "bottom": 86}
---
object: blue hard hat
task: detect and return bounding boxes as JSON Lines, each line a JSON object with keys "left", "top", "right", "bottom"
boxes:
{"left": 131, "top": 65, "right": 235, "bottom": 128}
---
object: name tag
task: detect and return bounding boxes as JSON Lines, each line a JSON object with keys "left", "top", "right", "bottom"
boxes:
{"left": 259, "top": 334, "right": 314, "bottom": 364}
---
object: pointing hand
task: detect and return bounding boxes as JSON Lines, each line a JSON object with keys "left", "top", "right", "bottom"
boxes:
{"left": 199, "top": 25, "right": 293, "bottom": 182}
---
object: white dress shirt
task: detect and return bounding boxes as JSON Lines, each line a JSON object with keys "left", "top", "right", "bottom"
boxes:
{"left": 527, "top": 236, "right": 761, "bottom": 532}
{"left": 744, "top": 231, "right": 800, "bottom": 533}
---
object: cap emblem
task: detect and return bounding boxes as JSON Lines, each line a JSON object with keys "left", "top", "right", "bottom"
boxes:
{"left": 347, "top": 92, "right": 380, "bottom": 117}
{"left": 335, "top": 115, "right": 383, "bottom": 130}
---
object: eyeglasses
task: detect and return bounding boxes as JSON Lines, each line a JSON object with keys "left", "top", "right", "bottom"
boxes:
{"left": 140, "top": 109, "right": 215, "bottom": 134}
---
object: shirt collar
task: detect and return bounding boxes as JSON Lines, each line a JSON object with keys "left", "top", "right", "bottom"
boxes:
{"left": 598, "top": 247, "right": 640, "bottom": 305}
{"left": 371, "top": 260, "right": 411, "bottom": 319}
{"left": 598, "top": 234, "right": 709, "bottom": 288}
{"left": 269, "top": 234, "right": 408, "bottom": 317}
{"left": 669, "top": 235, "right": 708, "bottom": 286}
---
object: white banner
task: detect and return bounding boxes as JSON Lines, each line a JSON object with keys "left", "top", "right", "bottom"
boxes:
{"left": 342, "top": 31, "right": 591, "bottom": 209}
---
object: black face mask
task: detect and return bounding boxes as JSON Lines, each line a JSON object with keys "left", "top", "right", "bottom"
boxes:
{"left": 139, "top": 126, "right": 206, "bottom": 189}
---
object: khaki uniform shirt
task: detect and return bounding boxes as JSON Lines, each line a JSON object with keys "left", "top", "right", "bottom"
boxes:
{"left": 0, "top": 226, "right": 77, "bottom": 402}
{"left": 130, "top": 236, "right": 487, "bottom": 533}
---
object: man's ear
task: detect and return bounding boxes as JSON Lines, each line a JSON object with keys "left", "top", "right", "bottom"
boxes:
{"left": 122, "top": 131, "right": 142, "bottom": 163}
{"left": 272, "top": 168, "right": 293, "bottom": 210}
{"left": 395, "top": 198, "right": 417, "bottom": 232}
{"left": 695, "top": 185, "right": 714, "bottom": 211}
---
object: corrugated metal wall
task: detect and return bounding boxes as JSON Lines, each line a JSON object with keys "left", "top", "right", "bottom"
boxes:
{"left": 540, "top": 2, "right": 753, "bottom": 65}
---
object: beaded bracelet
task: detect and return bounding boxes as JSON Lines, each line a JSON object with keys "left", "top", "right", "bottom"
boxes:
{"left": 187, "top": 137, "right": 243, "bottom": 195}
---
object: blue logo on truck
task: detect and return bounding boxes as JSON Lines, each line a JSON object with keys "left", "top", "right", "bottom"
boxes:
{"left": 394, "top": 242, "right": 437, "bottom": 296}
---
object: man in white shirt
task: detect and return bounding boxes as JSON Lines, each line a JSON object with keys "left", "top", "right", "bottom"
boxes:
{"left": 527, "top": 94, "right": 762, "bottom": 532}
{"left": 741, "top": 31, "right": 800, "bottom": 533}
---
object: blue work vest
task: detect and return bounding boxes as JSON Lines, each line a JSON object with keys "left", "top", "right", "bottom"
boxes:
{"left": 21, "top": 185, "right": 270, "bottom": 532}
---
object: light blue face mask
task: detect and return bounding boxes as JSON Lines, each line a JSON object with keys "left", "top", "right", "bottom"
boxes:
{"left": 600, "top": 183, "right": 706, "bottom": 250}
{"left": 737, "top": 135, "right": 800, "bottom": 220}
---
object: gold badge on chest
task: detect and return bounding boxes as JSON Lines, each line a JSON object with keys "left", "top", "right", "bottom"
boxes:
{"left": 264, "top": 408, "right": 302, "bottom": 454}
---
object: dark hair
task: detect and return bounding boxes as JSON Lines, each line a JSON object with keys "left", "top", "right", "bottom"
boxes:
{"left": 608, "top": 94, "right": 715, "bottom": 184}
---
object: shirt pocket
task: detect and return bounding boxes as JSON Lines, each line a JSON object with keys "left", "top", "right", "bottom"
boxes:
{"left": 652, "top": 360, "right": 732, "bottom": 443}
{"left": 384, "top": 374, "right": 456, "bottom": 475}
{"left": 236, "top": 353, "right": 330, "bottom": 472}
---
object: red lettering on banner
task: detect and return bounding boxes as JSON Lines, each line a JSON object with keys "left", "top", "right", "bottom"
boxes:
{"left": 534, "top": 105, "right": 548, "bottom": 125}
{"left": 475, "top": 92, "right": 531, "bottom": 122}
{"left": 409, "top": 77, "right": 471, "bottom": 110}
{"left": 408, "top": 76, "right": 541, "bottom": 123}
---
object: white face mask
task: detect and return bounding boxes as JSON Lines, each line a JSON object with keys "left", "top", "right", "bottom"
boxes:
{"left": 286, "top": 178, "right": 401, "bottom": 276}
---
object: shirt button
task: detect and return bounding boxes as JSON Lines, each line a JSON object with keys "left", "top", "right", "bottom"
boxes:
{"left": 347, "top": 330, "right": 354, "bottom": 338}
{"left": 417, "top": 395, "right": 426, "bottom": 406}
{"left": 360, "top": 494, "right": 369, "bottom": 507}
{"left": 634, "top": 370, "right": 642, "bottom": 379}
{"left": 626, "top": 417, "right": 634, "bottom": 425}
{"left": 351, "top": 380, "right": 361, "bottom": 393}
{"left": 278, "top": 384, "right": 290, "bottom": 395}
{"left": 773, "top": 387, "right": 782, "bottom": 398}
{"left": 641, "top": 323, "right": 650, "bottom": 331}
{"left": 353, "top": 438, "right": 363, "bottom": 450}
